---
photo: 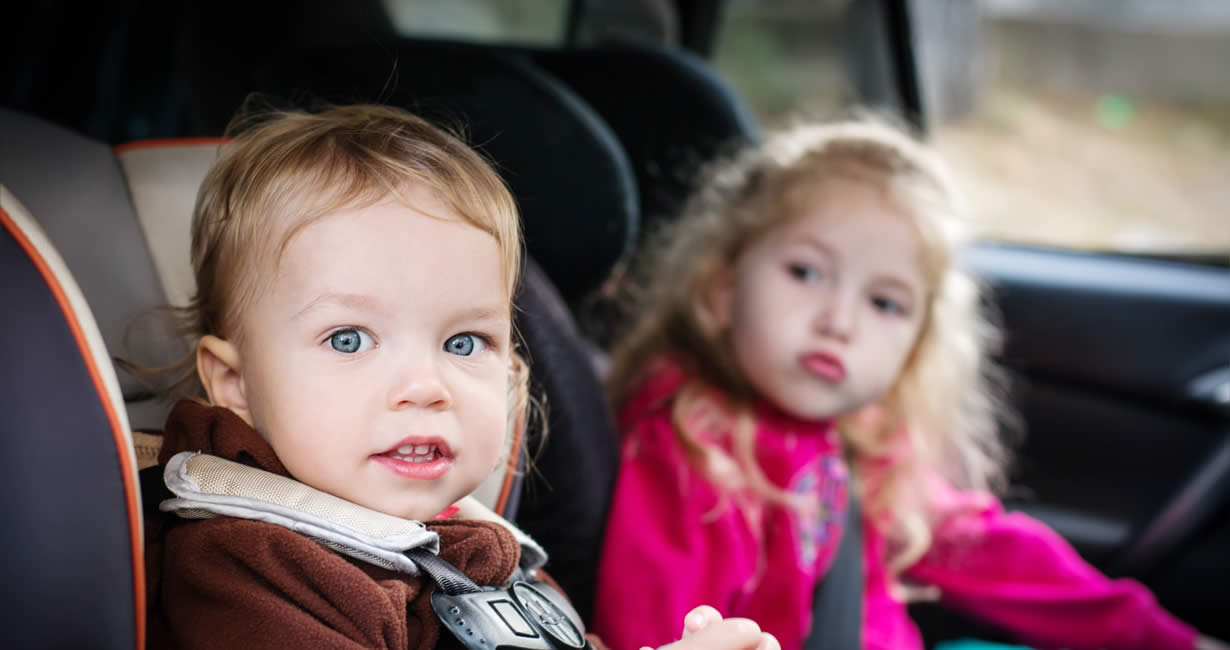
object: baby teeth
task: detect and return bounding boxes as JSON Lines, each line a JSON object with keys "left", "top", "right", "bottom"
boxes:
{"left": 394, "top": 444, "right": 436, "bottom": 458}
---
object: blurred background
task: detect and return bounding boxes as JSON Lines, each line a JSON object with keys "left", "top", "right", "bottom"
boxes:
{"left": 717, "top": 0, "right": 1230, "bottom": 257}
{"left": 375, "top": 0, "right": 1230, "bottom": 257}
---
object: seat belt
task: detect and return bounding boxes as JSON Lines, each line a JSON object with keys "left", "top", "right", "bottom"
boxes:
{"left": 804, "top": 490, "right": 864, "bottom": 650}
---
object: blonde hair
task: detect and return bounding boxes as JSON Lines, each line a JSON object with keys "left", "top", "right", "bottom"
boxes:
{"left": 169, "top": 103, "right": 531, "bottom": 435}
{"left": 608, "top": 119, "right": 1007, "bottom": 574}
{"left": 191, "top": 103, "right": 521, "bottom": 341}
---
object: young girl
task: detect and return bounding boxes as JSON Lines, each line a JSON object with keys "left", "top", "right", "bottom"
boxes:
{"left": 142, "top": 104, "right": 779, "bottom": 650}
{"left": 592, "top": 120, "right": 1225, "bottom": 650}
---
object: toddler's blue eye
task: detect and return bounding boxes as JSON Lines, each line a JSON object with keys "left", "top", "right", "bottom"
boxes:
{"left": 329, "top": 328, "right": 373, "bottom": 353}
{"left": 444, "top": 333, "right": 487, "bottom": 357}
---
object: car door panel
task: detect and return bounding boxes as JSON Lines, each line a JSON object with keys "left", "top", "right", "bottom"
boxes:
{"left": 961, "top": 243, "right": 1230, "bottom": 634}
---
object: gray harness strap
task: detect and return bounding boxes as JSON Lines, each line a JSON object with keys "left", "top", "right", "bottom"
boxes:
{"left": 804, "top": 491, "right": 864, "bottom": 650}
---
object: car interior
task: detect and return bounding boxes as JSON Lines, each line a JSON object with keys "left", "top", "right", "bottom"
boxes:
{"left": 3, "top": 1, "right": 1228, "bottom": 648}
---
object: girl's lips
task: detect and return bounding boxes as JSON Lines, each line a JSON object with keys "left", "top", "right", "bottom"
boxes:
{"left": 801, "top": 351, "right": 847, "bottom": 382}
{"left": 372, "top": 454, "right": 453, "bottom": 480}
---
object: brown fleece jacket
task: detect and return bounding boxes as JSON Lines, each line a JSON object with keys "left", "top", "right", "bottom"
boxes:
{"left": 145, "top": 400, "right": 562, "bottom": 650}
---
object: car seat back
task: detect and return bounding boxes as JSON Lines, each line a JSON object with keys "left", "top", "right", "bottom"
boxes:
{"left": 0, "top": 188, "right": 144, "bottom": 648}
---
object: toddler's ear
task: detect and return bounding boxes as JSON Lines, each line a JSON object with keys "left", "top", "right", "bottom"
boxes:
{"left": 197, "top": 335, "right": 254, "bottom": 425}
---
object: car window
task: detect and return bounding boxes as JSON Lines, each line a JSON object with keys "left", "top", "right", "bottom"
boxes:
{"left": 381, "top": 0, "right": 569, "bottom": 46}
{"left": 712, "top": 0, "right": 1230, "bottom": 258}
{"left": 712, "top": 1, "right": 855, "bottom": 121}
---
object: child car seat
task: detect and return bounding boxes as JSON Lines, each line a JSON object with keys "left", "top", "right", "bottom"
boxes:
{"left": 3, "top": 75, "right": 631, "bottom": 625}
{"left": 0, "top": 185, "right": 144, "bottom": 648}
{"left": 1, "top": 172, "right": 616, "bottom": 648}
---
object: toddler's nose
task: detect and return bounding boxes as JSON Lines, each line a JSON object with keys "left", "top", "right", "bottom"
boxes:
{"left": 389, "top": 358, "right": 451, "bottom": 410}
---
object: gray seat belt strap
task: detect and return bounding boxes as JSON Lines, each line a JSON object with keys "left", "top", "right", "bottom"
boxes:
{"left": 804, "top": 490, "right": 863, "bottom": 650}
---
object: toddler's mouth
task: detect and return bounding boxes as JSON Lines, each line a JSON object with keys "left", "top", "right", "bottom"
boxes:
{"left": 382, "top": 444, "right": 443, "bottom": 464}
{"left": 373, "top": 438, "right": 455, "bottom": 480}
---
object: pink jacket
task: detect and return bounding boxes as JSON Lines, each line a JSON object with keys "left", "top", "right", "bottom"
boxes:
{"left": 592, "top": 363, "right": 1195, "bottom": 650}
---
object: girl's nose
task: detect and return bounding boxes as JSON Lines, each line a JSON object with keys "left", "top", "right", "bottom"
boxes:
{"left": 815, "top": 289, "right": 858, "bottom": 341}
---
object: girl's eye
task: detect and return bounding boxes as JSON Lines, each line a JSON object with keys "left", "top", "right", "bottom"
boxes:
{"left": 444, "top": 333, "right": 488, "bottom": 357}
{"left": 788, "top": 263, "right": 821, "bottom": 283}
{"left": 328, "top": 328, "right": 375, "bottom": 354}
{"left": 872, "top": 296, "right": 907, "bottom": 316}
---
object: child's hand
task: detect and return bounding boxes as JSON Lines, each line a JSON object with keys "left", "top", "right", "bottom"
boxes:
{"left": 890, "top": 580, "right": 942, "bottom": 603}
{"left": 1196, "top": 635, "right": 1230, "bottom": 650}
{"left": 680, "top": 604, "right": 724, "bottom": 637}
{"left": 638, "top": 606, "right": 780, "bottom": 650}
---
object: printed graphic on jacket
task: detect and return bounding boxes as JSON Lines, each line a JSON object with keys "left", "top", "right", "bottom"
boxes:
{"left": 791, "top": 454, "right": 849, "bottom": 572}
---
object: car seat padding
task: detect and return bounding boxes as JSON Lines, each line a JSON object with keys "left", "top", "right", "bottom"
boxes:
{"left": 0, "top": 188, "right": 144, "bottom": 649}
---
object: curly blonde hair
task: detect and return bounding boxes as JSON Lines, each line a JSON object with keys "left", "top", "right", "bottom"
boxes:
{"left": 608, "top": 119, "right": 1008, "bottom": 574}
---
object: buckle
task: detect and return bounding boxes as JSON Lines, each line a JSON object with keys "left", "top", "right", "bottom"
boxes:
{"left": 431, "top": 581, "right": 590, "bottom": 650}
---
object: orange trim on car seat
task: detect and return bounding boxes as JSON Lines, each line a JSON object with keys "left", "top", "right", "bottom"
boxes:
{"left": 113, "top": 136, "right": 228, "bottom": 154}
{"left": 494, "top": 413, "right": 525, "bottom": 516}
{"left": 0, "top": 205, "right": 146, "bottom": 650}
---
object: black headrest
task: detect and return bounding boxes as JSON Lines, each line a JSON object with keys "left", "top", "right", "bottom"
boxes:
{"left": 183, "top": 40, "right": 638, "bottom": 304}
{"left": 533, "top": 42, "right": 760, "bottom": 237}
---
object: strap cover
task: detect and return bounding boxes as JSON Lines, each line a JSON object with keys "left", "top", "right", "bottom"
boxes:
{"left": 161, "top": 451, "right": 439, "bottom": 574}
